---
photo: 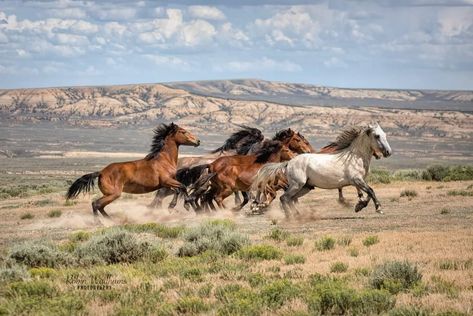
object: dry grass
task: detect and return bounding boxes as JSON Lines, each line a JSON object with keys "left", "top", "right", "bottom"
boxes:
{"left": 0, "top": 179, "right": 472, "bottom": 314}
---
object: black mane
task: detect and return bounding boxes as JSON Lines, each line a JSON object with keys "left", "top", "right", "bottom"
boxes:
{"left": 145, "top": 123, "right": 179, "bottom": 160}
{"left": 272, "top": 128, "right": 294, "bottom": 142}
{"left": 255, "top": 140, "right": 283, "bottom": 163}
{"left": 212, "top": 125, "right": 264, "bottom": 154}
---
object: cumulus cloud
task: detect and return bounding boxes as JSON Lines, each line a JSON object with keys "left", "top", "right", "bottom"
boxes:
{"left": 188, "top": 6, "right": 226, "bottom": 20}
{"left": 215, "top": 57, "right": 302, "bottom": 72}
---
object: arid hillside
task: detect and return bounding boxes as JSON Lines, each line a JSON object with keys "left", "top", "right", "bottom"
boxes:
{"left": 0, "top": 80, "right": 472, "bottom": 140}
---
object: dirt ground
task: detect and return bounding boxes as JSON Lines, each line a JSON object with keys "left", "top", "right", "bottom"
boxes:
{"left": 1, "top": 179, "right": 472, "bottom": 248}
{"left": 1, "top": 179, "right": 473, "bottom": 313}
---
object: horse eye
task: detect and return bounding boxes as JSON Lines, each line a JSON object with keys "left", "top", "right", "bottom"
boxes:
{"left": 375, "top": 135, "right": 380, "bottom": 139}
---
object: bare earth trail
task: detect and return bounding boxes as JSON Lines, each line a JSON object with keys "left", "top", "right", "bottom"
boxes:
{"left": 1, "top": 180, "right": 472, "bottom": 249}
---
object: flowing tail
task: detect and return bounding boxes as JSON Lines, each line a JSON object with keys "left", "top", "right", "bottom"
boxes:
{"left": 66, "top": 172, "right": 99, "bottom": 200}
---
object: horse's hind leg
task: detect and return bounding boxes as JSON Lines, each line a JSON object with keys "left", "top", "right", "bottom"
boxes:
{"left": 149, "top": 188, "right": 172, "bottom": 209}
{"left": 232, "top": 191, "right": 249, "bottom": 211}
{"left": 280, "top": 181, "right": 305, "bottom": 218}
{"left": 234, "top": 192, "right": 242, "bottom": 206}
{"left": 93, "top": 192, "right": 121, "bottom": 217}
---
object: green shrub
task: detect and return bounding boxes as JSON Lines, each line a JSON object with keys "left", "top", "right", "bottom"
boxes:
{"left": 348, "top": 247, "right": 359, "bottom": 257}
{"left": 76, "top": 229, "right": 152, "bottom": 265}
{"left": 422, "top": 165, "right": 473, "bottom": 182}
{"left": 175, "top": 296, "right": 209, "bottom": 314}
{"left": 246, "top": 273, "right": 267, "bottom": 288}
{"left": 260, "top": 279, "right": 299, "bottom": 309}
{"left": 122, "top": 222, "right": 185, "bottom": 238}
{"left": 355, "top": 289, "right": 396, "bottom": 315}
{"left": 388, "top": 306, "right": 431, "bottom": 316}
{"left": 238, "top": 244, "right": 283, "bottom": 261}
{"left": 0, "top": 264, "right": 29, "bottom": 282}
{"left": 363, "top": 235, "right": 379, "bottom": 247}
{"left": 180, "top": 267, "right": 204, "bottom": 282}
{"left": 447, "top": 190, "right": 473, "bottom": 197}
{"left": 430, "top": 275, "right": 459, "bottom": 299}
{"left": 216, "top": 284, "right": 262, "bottom": 316}
{"left": 69, "top": 230, "right": 91, "bottom": 242}
{"left": 315, "top": 236, "right": 336, "bottom": 251}
{"left": 330, "top": 262, "right": 348, "bottom": 273}
{"left": 178, "top": 221, "right": 248, "bottom": 257}
{"left": 393, "top": 169, "right": 424, "bottom": 181}
{"left": 337, "top": 236, "right": 352, "bottom": 246}
{"left": 267, "top": 228, "right": 290, "bottom": 241}
{"left": 438, "top": 259, "right": 472, "bottom": 270}
{"left": 400, "top": 189, "right": 418, "bottom": 198}
{"left": 47, "top": 209, "right": 62, "bottom": 218}
{"left": 284, "top": 254, "right": 305, "bottom": 265}
{"left": 286, "top": 236, "right": 304, "bottom": 247}
{"left": 9, "top": 241, "right": 72, "bottom": 268}
{"left": 145, "top": 244, "right": 168, "bottom": 263}
{"left": 7, "top": 280, "right": 57, "bottom": 298}
{"left": 20, "top": 212, "right": 34, "bottom": 220}
{"left": 370, "top": 261, "right": 422, "bottom": 294}
{"left": 306, "top": 277, "right": 395, "bottom": 315}
{"left": 29, "top": 267, "right": 57, "bottom": 279}
{"left": 368, "top": 169, "right": 392, "bottom": 184}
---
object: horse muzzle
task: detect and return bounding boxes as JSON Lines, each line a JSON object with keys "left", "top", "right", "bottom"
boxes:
{"left": 194, "top": 139, "right": 201, "bottom": 147}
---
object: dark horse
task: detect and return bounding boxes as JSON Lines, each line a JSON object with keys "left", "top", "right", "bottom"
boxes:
{"left": 66, "top": 123, "right": 200, "bottom": 217}
{"left": 149, "top": 125, "right": 264, "bottom": 209}
{"left": 188, "top": 129, "right": 314, "bottom": 211}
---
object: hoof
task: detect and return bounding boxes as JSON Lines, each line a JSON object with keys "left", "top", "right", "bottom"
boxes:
{"left": 355, "top": 202, "right": 366, "bottom": 213}
{"left": 376, "top": 208, "right": 384, "bottom": 214}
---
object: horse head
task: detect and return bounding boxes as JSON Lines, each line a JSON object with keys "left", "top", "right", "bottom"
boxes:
{"left": 172, "top": 123, "right": 200, "bottom": 147}
{"left": 367, "top": 123, "right": 392, "bottom": 159}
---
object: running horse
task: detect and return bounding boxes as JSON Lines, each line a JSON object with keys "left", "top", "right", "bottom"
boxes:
{"left": 251, "top": 123, "right": 392, "bottom": 217}
{"left": 189, "top": 129, "right": 314, "bottom": 211}
{"left": 66, "top": 123, "right": 200, "bottom": 217}
{"left": 149, "top": 125, "right": 264, "bottom": 208}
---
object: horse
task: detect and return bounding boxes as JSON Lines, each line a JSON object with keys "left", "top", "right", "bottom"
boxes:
{"left": 66, "top": 123, "right": 200, "bottom": 217}
{"left": 197, "top": 140, "right": 296, "bottom": 211}
{"left": 250, "top": 123, "right": 392, "bottom": 217}
{"left": 189, "top": 129, "right": 314, "bottom": 211}
{"left": 148, "top": 125, "right": 264, "bottom": 209}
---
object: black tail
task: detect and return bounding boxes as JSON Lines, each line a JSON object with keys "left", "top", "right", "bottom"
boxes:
{"left": 66, "top": 172, "right": 99, "bottom": 200}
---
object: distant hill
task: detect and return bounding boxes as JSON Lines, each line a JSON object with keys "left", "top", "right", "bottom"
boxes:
{"left": 0, "top": 79, "right": 472, "bottom": 140}
{"left": 166, "top": 79, "right": 473, "bottom": 111}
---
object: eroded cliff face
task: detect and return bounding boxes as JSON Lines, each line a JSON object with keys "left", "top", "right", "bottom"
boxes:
{"left": 0, "top": 80, "right": 472, "bottom": 140}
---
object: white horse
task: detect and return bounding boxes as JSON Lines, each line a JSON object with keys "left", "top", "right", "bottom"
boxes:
{"left": 250, "top": 123, "right": 392, "bottom": 217}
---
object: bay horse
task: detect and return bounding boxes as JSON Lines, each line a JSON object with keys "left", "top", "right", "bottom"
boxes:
{"left": 66, "top": 123, "right": 200, "bottom": 217}
{"left": 251, "top": 123, "right": 392, "bottom": 217}
{"left": 189, "top": 129, "right": 314, "bottom": 211}
{"left": 149, "top": 125, "right": 264, "bottom": 208}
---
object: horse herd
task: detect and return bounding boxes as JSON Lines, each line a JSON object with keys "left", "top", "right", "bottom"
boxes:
{"left": 66, "top": 122, "right": 392, "bottom": 218}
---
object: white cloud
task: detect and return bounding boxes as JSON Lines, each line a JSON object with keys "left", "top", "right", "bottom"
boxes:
{"left": 180, "top": 19, "right": 216, "bottom": 46}
{"left": 216, "top": 57, "right": 302, "bottom": 72}
{"left": 0, "top": 31, "right": 7, "bottom": 43}
{"left": 48, "top": 8, "right": 86, "bottom": 19}
{"left": 438, "top": 7, "right": 473, "bottom": 38}
{"left": 253, "top": 7, "right": 319, "bottom": 48}
{"left": 104, "top": 22, "right": 127, "bottom": 37}
{"left": 188, "top": 6, "right": 226, "bottom": 20}
{"left": 144, "top": 54, "right": 188, "bottom": 67}
{"left": 92, "top": 7, "right": 136, "bottom": 21}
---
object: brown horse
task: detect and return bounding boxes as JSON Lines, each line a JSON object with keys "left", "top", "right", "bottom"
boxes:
{"left": 207, "top": 140, "right": 296, "bottom": 210}
{"left": 192, "top": 129, "right": 314, "bottom": 211}
{"left": 66, "top": 123, "right": 200, "bottom": 217}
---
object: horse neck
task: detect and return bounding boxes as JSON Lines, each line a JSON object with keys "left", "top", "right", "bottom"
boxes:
{"left": 158, "top": 138, "right": 179, "bottom": 166}
{"left": 346, "top": 134, "right": 373, "bottom": 174}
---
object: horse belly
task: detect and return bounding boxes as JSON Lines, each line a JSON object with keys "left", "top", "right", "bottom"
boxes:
{"left": 123, "top": 183, "right": 157, "bottom": 194}
{"left": 306, "top": 159, "right": 348, "bottom": 189}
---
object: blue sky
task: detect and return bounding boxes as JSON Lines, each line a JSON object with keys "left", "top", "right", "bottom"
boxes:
{"left": 1, "top": 0, "right": 472, "bottom": 90}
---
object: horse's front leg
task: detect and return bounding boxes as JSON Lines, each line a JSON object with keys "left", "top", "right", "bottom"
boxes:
{"left": 164, "top": 178, "right": 187, "bottom": 210}
{"left": 353, "top": 179, "right": 382, "bottom": 214}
